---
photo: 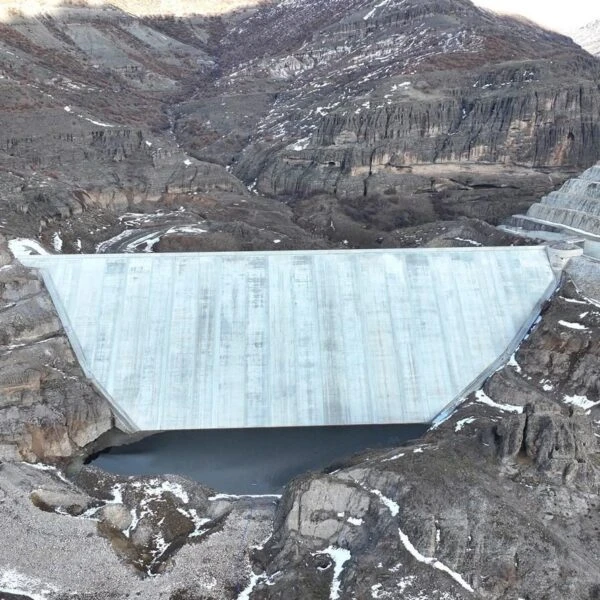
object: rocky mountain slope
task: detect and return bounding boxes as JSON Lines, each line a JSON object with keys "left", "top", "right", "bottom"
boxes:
{"left": 0, "top": 0, "right": 260, "bottom": 19}
{"left": 0, "top": 0, "right": 599, "bottom": 253}
{"left": 573, "top": 19, "right": 600, "bottom": 57}
{"left": 251, "top": 271, "right": 600, "bottom": 600}
{"left": 1, "top": 1, "right": 600, "bottom": 598}
{"left": 177, "top": 0, "right": 600, "bottom": 226}
{"left": 1, "top": 251, "right": 599, "bottom": 599}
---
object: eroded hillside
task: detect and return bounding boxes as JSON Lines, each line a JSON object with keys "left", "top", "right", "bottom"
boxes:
{"left": 0, "top": 0, "right": 599, "bottom": 253}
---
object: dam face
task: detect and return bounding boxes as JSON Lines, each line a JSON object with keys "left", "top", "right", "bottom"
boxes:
{"left": 21, "top": 247, "right": 557, "bottom": 432}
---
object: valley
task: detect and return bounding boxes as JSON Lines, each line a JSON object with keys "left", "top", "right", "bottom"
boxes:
{"left": 1, "top": 1, "right": 600, "bottom": 599}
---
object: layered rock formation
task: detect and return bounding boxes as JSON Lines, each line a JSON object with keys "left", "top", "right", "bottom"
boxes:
{"left": 176, "top": 0, "right": 600, "bottom": 225}
{"left": 0, "top": 234, "right": 114, "bottom": 463}
{"left": 0, "top": 0, "right": 599, "bottom": 245}
{"left": 524, "top": 164, "right": 600, "bottom": 235}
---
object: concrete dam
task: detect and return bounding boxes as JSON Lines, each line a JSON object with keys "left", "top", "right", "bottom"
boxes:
{"left": 21, "top": 247, "right": 558, "bottom": 433}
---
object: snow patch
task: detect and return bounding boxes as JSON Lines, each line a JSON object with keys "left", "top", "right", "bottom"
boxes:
{"left": 23, "top": 462, "right": 72, "bottom": 486}
{"left": 0, "top": 570, "right": 57, "bottom": 600}
{"left": 475, "top": 389, "right": 523, "bottom": 414}
{"left": 8, "top": 238, "right": 48, "bottom": 258}
{"left": 176, "top": 507, "right": 211, "bottom": 538}
{"left": 52, "top": 232, "right": 62, "bottom": 252}
{"left": 381, "top": 452, "right": 405, "bottom": 462}
{"left": 166, "top": 224, "right": 208, "bottom": 235}
{"left": 209, "top": 493, "right": 281, "bottom": 501}
{"left": 558, "top": 320, "right": 588, "bottom": 331}
{"left": 236, "top": 571, "right": 266, "bottom": 600}
{"left": 127, "top": 479, "right": 189, "bottom": 504}
{"left": 363, "top": 0, "right": 392, "bottom": 21}
{"left": 454, "top": 237, "right": 482, "bottom": 246}
{"left": 507, "top": 353, "right": 522, "bottom": 373}
{"left": 370, "top": 489, "right": 399, "bottom": 516}
{"left": 291, "top": 136, "right": 311, "bottom": 151}
{"left": 560, "top": 296, "right": 588, "bottom": 305}
{"left": 564, "top": 394, "right": 600, "bottom": 412}
{"left": 347, "top": 517, "right": 364, "bottom": 526}
{"left": 398, "top": 527, "right": 474, "bottom": 593}
{"left": 314, "top": 547, "right": 351, "bottom": 600}
{"left": 83, "top": 116, "right": 114, "bottom": 127}
{"left": 455, "top": 417, "right": 476, "bottom": 432}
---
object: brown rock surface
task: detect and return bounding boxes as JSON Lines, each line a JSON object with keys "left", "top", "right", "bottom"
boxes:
{"left": 0, "top": 235, "right": 113, "bottom": 463}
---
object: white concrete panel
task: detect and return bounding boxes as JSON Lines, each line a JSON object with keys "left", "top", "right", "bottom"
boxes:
{"left": 21, "top": 248, "right": 557, "bottom": 431}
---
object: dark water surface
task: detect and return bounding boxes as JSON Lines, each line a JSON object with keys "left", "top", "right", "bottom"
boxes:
{"left": 93, "top": 425, "right": 428, "bottom": 494}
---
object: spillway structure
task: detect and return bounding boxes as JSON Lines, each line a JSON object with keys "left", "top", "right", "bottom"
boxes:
{"left": 503, "top": 164, "right": 600, "bottom": 259}
{"left": 20, "top": 247, "right": 558, "bottom": 433}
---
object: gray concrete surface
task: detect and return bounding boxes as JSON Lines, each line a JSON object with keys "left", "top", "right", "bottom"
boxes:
{"left": 21, "top": 248, "right": 556, "bottom": 431}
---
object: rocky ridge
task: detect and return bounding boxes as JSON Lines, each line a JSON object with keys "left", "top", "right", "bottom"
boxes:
{"left": 0, "top": 0, "right": 599, "bottom": 249}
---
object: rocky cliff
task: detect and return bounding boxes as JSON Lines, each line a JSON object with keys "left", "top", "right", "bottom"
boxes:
{"left": 176, "top": 0, "right": 600, "bottom": 225}
{"left": 0, "top": 234, "right": 114, "bottom": 463}
{"left": 245, "top": 264, "right": 600, "bottom": 600}
{"left": 1, "top": 0, "right": 600, "bottom": 244}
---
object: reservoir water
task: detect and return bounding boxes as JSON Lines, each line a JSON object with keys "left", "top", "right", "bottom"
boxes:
{"left": 93, "top": 425, "right": 428, "bottom": 494}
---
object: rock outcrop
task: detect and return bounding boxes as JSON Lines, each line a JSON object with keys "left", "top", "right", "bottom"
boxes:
{"left": 244, "top": 268, "right": 600, "bottom": 600}
{"left": 0, "top": 234, "right": 114, "bottom": 463}
{"left": 0, "top": 461, "right": 276, "bottom": 598}
{"left": 175, "top": 0, "right": 600, "bottom": 224}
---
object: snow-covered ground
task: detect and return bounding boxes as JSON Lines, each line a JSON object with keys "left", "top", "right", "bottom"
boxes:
{"left": 8, "top": 238, "right": 49, "bottom": 258}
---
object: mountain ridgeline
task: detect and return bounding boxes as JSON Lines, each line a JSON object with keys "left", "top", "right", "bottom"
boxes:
{"left": 0, "top": 0, "right": 599, "bottom": 248}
